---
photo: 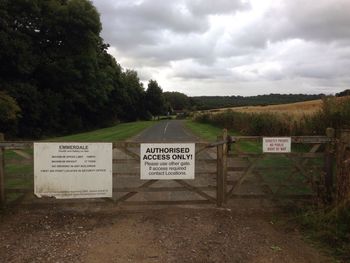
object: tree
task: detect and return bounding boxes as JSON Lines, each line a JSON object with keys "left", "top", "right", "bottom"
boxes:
{"left": 121, "top": 69, "right": 147, "bottom": 121}
{"left": 0, "top": 0, "right": 154, "bottom": 138}
{"left": 0, "top": 0, "right": 108, "bottom": 136}
{"left": 145, "top": 80, "right": 166, "bottom": 118}
{"left": 0, "top": 91, "right": 21, "bottom": 135}
{"left": 163, "top": 91, "right": 190, "bottom": 112}
{"left": 336, "top": 89, "right": 350, "bottom": 97}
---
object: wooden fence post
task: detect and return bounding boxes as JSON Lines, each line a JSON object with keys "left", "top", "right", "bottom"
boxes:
{"left": 0, "top": 133, "right": 5, "bottom": 207}
{"left": 217, "top": 129, "right": 227, "bottom": 207}
{"left": 336, "top": 129, "right": 350, "bottom": 205}
{"left": 324, "top": 128, "right": 335, "bottom": 202}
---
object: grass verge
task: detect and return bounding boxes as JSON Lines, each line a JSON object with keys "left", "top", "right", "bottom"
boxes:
{"left": 185, "top": 120, "right": 238, "bottom": 142}
{"left": 48, "top": 121, "right": 155, "bottom": 142}
{"left": 285, "top": 205, "right": 350, "bottom": 263}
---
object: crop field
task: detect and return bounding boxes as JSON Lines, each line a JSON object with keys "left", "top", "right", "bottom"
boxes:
{"left": 206, "top": 99, "right": 322, "bottom": 119}
{"left": 229, "top": 99, "right": 321, "bottom": 116}
{"left": 203, "top": 96, "right": 350, "bottom": 119}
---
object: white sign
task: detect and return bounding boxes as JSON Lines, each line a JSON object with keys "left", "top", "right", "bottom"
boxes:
{"left": 34, "top": 142, "right": 112, "bottom": 199}
{"left": 140, "top": 143, "right": 195, "bottom": 180}
{"left": 263, "top": 137, "right": 291, "bottom": 153}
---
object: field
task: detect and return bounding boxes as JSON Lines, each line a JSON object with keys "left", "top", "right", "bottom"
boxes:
{"left": 194, "top": 96, "right": 350, "bottom": 137}
{"left": 203, "top": 96, "right": 350, "bottom": 118}
{"left": 205, "top": 99, "right": 322, "bottom": 119}
{"left": 228, "top": 99, "right": 321, "bottom": 116}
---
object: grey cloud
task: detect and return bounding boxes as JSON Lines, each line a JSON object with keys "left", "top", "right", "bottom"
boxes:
{"left": 170, "top": 60, "right": 232, "bottom": 80}
{"left": 173, "top": 67, "right": 231, "bottom": 80}
{"left": 94, "top": 0, "right": 210, "bottom": 50}
{"left": 278, "top": 41, "right": 350, "bottom": 80}
{"left": 220, "top": 39, "right": 350, "bottom": 84}
{"left": 187, "top": 0, "right": 249, "bottom": 16}
{"left": 291, "top": 63, "right": 347, "bottom": 80}
{"left": 92, "top": 0, "right": 350, "bottom": 96}
{"left": 94, "top": 0, "right": 250, "bottom": 62}
{"left": 274, "top": 0, "right": 350, "bottom": 42}
{"left": 132, "top": 36, "right": 217, "bottom": 64}
{"left": 132, "top": 67, "right": 154, "bottom": 82}
{"left": 115, "top": 0, "right": 208, "bottom": 33}
{"left": 232, "top": 0, "right": 350, "bottom": 52}
{"left": 247, "top": 0, "right": 350, "bottom": 45}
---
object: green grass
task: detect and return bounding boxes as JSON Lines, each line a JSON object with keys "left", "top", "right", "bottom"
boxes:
{"left": 4, "top": 150, "right": 25, "bottom": 161}
{"left": 5, "top": 175, "right": 33, "bottom": 188}
{"left": 234, "top": 140, "right": 261, "bottom": 153}
{"left": 185, "top": 120, "right": 239, "bottom": 141}
{"left": 5, "top": 162, "right": 33, "bottom": 175}
{"left": 48, "top": 121, "right": 155, "bottom": 142}
{"left": 185, "top": 120, "right": 261, "bottom": 153}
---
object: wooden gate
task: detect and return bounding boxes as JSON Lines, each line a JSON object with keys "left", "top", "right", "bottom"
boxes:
{"left": 0, "top": 129, "right": 339, "bottom": 207}
{"left": 223, "top": 130, "right": 335, "bottom": 203}
{"left": 112, "top": 142, "right": 220, "bottom": 206}
{"left": 0, "top": 140, "right": 223, "bottom": 207}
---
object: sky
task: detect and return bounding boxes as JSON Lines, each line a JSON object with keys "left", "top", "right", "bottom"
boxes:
{"left": 92, "top": 0, "right": 350, "bottom": 96}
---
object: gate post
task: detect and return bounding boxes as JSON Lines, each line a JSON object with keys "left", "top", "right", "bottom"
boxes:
{"left": 336, "top": 129, "right": 350, "bottom": 204}
{"left": 217, "top": 129, "right": 227, "bottom": 207}
{"left": 0, "top": 133, "right": 5, "bottom": 207}
{"left": 324, "top": 128, "right": 335, "bottom": 202}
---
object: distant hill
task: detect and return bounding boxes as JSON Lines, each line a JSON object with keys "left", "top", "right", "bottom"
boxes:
{"left": 191, "top": 94, "right": 324, "bottom": 110}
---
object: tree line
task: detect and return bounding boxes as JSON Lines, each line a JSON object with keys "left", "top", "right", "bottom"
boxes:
{"left": 0, "top": 0, "right": 170, "bottom": 138}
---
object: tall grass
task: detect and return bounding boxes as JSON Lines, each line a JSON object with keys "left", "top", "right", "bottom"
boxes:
{"left": 194, "top": 96, "right": 350, "bottom": 136}
{"left": 297, "top": 202, "right": 350, "bottom": 261}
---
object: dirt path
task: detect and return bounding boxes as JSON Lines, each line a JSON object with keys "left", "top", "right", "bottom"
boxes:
{"left": 0, "top": 202, "right": 333, "bottom": 263}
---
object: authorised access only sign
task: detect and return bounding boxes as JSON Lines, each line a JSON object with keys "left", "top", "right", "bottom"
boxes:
{"left": 140, "top": 143, "right": 195, "bottom": 180}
